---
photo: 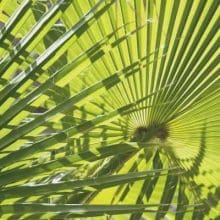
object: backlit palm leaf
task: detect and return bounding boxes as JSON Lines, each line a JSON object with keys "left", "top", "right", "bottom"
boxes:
{"left": 0, "top": 0, "right": 219, "bottom": 219}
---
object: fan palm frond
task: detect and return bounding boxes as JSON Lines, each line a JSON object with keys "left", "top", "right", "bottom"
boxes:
{"left": 0, "top": 0, "right": 219, "bottom": 219}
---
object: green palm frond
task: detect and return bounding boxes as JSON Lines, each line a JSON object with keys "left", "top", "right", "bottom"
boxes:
{"left": 0, "top": 0, "right": 219, "bottom": 219}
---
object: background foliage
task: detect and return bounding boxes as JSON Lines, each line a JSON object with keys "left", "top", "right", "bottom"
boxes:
{"left": 0, "top": 0, "right": 219, "bottom": 219}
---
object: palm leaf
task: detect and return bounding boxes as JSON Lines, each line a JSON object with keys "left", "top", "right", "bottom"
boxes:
{"left": 0, "top": 0, "right": 219, "bottom": 219}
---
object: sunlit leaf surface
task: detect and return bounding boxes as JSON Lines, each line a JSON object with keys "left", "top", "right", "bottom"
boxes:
{"left": 0, "top": 0, "right": 219, "bottom": 219}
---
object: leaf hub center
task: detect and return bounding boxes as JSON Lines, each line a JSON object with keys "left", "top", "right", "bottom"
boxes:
{"left": 131, "top": 124, "right": 169, "bottom": 142}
